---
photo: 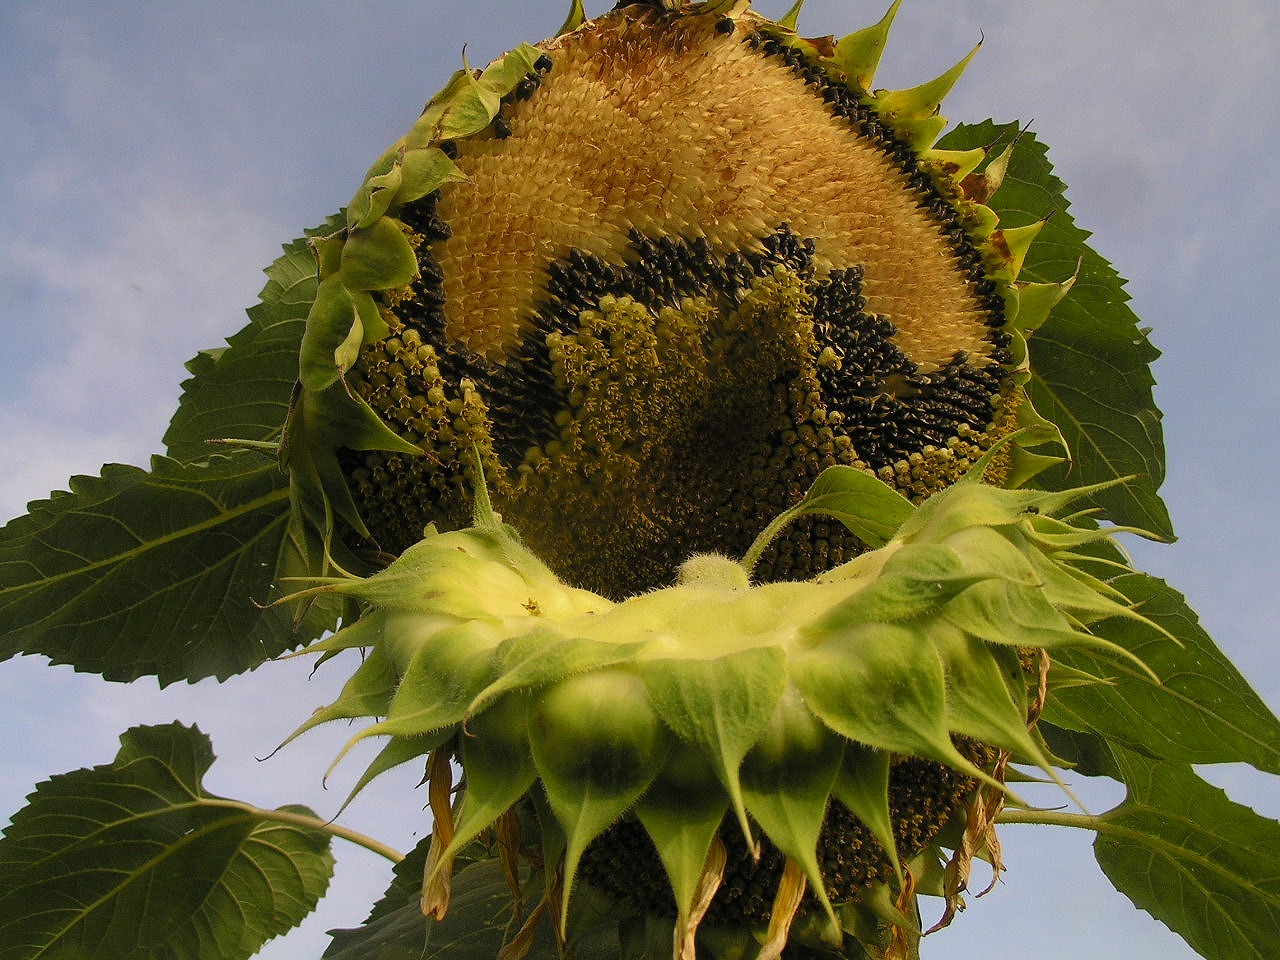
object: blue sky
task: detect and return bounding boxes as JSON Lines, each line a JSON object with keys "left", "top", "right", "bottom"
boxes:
{"left": 1, "top": 2, "right": 1277, "bottom": 958}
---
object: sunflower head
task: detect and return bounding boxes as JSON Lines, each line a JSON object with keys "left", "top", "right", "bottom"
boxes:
{"left": 277, "top": 2, "right": 1110, "bottom": 957}
{"left": 283, "top": 0, "right": 1068, "bottom": 597}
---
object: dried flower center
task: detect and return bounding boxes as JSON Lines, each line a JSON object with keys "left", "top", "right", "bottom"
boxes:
{"left": 345, "top": 8, "right": 1016, "bottom": 594}
{"left": 436, "top": 11, "right": 995, "bottom": 366}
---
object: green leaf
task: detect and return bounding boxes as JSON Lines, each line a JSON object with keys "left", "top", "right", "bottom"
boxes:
{"left": 0, "top": 723, "right": 334, "bottom": 960}
{"left": 421, "top": 859, "right": 544, "bottom": 960}
{"left": 325, "top": 837, "right": 625, "bottom": 960}
{"left": 325, "top": 849, "right": 522, "bottom": 960}
{"left": 165, "top": 217, "right": 339, "bottom": 462}
{"left": 1045, "top": 572, "right": 1280, "bottom": 774}
{"left": 1094, "top": 745, "right": 1280, "bottom": 959}
{"left": 938, "top": 122, "right": 1171, "bottom": 538}
{"left": 0, "top": 452, "right": 339, "bottom": 684}
{"left": 323, "top": 835, "right": 431, "bottom": 960}
{"left": 1036, "top": 722, "right": 1124, "bottom": 780}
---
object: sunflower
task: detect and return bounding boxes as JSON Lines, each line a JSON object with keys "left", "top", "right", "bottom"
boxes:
{"left": 279, "top": 3, "right": 1143, "bottom": 958}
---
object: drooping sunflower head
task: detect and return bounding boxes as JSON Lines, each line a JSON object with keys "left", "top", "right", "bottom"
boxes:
{"left": 287, "top": 0, "right": 1066, "bottom": 598}
{"left": 277, "top": 2, "right": 1109, "bottom": 957}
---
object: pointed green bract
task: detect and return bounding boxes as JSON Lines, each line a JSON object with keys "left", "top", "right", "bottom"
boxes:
{"left": 340, "top": 217, "right": 420, "bottom": 292}
{"left": 634, "top": 740, "right": 734, "bottom": 923}
{"left": 812, "top": 542, "right": 991, "bottom": 623}
{"left": 833, "top": 0, "right": 901, "bottom": 92}
{"left": 436, "top": 693, "right": 539, "bottom": 868}
{"left": 994, "top": 218, "right": 1048, "bottom": 280}
{"left": 277, "top": 642, "right": 398, "bottom": 748}
{"left": 375, "top": 619, "right": 506, "bottom": 737}
{"left": 336, "top": 732, "right": 445, "bottom": 817}
{"left": 299, "top": 277, "right": 360, "bottom": 392}
{"left": 558, "top": 0, "right": 586, "bottom": 35}
{"left": 471, "top": 633, "right": 646, "bottom": 716}
{"left": 872, "top": 40, "right": 980, "bottom": 122}
{"left": 740, "top": 688, "right": 845, "bottom": 926}
{"left": 746, "top": 464, "right": 914, "bottom": 570}
{"left": 792, "top": 621, "right": 976, "bottom": 776}
{"left": 641, "top": 647, "right": 788, "bottom": 844}
{"left": 931, "top": 625, "right": 1046, "bottom": 762}
{"left": 831, "top": 743, "right": 900, "bottom": 880}
{"left": 529, "top": 668, "right": 671, "bottom": 929}
{"left": 777, "top": 0, "right": 806, "bottom": 31}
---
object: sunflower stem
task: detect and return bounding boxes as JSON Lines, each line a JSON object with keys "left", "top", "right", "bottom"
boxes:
{"left": 996, "top": 808, "right": 1105, "bottom": 831}
{"left": 201, "top": 797, "right": 405, "bottom": 863}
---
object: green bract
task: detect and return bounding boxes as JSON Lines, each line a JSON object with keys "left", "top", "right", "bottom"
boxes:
{"left": 285, "top": 459, "right": 1161, "bottom": 957}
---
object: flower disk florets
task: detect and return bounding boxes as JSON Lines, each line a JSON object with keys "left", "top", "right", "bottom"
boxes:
{"left": 277, "top": 2, "right": 1122, "bottom": 957}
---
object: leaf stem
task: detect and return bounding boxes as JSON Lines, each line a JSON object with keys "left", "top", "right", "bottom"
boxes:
{"left": 205, "top": 798, "right": 405, "bottom": 863}
{"left": 740, "top": 505, "right": 803, "bottom": 575}
{"left": 997, "top": 808, "right": 1105, "bottom": 831}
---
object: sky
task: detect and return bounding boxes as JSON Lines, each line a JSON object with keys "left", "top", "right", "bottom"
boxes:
{"left": 1, "top": 1, "right": 1278, "bottom": 958}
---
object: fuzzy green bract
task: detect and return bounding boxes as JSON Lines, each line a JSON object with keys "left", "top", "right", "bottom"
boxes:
{"left": 285, "top": 458, "right": 1161, "bottom": 955}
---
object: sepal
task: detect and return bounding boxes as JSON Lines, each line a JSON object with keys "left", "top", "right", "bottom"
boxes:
{"left": 831, "top": 0, "right": 901, "bottom": 93}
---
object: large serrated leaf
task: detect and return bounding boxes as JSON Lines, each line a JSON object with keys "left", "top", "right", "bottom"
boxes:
{"left": 323, "top": 833, "right": 441, "bottom": 960}
{"left": 1094, "top": 745, "right": 1280, "bottom": 959}
{"left": 939, "top": 122, "right": 1172, "bottom": 538}
{"left": 164, "top": 216, "right": 340, "bottom": 462}
{"left": 0, "top": 723, "right": 334, "bottom": 960}
{"left": 0, "top": 452, "right": 337, "bottom": 684}
{"left": 1045, "top": 571, "right": 1280, "bottom": 774}
{"left": 324, "top": 847, "right": 622, "bottom": 960}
